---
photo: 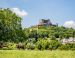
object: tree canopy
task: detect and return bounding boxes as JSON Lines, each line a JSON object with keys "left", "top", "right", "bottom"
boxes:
{"left": 0, "top": 8, "right": 24, "bottom": 42}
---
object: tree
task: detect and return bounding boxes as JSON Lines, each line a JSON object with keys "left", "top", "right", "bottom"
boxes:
{"left": 0, "top": 8, "right": 23, "bottom": 42}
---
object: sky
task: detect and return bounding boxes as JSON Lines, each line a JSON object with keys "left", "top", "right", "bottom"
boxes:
{"left": 0, "top": 0, "right": 75, "bottom": 28}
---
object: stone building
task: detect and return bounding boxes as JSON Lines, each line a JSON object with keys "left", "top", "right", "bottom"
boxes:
{"left": 38, "top": 19, "right": 57, "bottom": 26}
{"left": 30, "top": 19, "right": 58, "bottom": 30}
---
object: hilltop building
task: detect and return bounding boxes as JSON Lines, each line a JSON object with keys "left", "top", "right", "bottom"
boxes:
{"left": 30, "top": 19, "right": 58, "bottom": 30}
{"left": 38, "top": 19, "right": 58, "bottom": 27}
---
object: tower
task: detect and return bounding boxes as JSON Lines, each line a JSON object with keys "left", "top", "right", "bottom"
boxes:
{"left": 38, "top": 19, "right": 52, "bottom": 26}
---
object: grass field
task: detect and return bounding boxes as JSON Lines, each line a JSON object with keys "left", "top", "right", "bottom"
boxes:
{"left": 0, "top": 50, "right": 75, "bottom": 58}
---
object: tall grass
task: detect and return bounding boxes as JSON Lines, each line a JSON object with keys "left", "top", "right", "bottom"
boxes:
{"left": 0, "top": 50, "right": 75, "bottom": 58}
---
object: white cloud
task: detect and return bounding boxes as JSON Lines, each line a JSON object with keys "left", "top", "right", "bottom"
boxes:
{"left": 11, "top": 8, "right": 28, "bottom": 17}
{"left": 64, "top": 20, "right": 75, "bottom": 29}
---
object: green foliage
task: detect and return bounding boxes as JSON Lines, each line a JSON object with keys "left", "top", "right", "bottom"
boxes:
{"left": 24, "top": 25, "right": 75, "bottom": 41}
{"left": 49, "top": 40, "right": 61, "bottom": 50}
{"left": 26, "top": 43, "right": 35, "bottom": 50}
{"left": 0, "top": 8, "right": 25, "bottom": 42}
{"left": 16, "top": 43, "right": 25, "bottom": 49}
{"left": 35, "top": 38, "right": 49, "bottom": 50}
{"left": 2, "top": 42, "right": 16, "bottom": 50}
{"left": 35, "top": 38, "right": 61, "bottom": 50}
{"left": 6, "top": 42, "right": 16, "bottom": 50}
{"left": 58, "top": 43, "right": 75, "bottom": 50}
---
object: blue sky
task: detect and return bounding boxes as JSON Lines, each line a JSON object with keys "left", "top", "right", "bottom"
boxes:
{"left": 0, "top": 0, "right": 75, "bottom": 28}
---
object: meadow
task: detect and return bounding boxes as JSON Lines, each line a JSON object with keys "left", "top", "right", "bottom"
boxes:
{"left": 0, "top": 50, "right": 75, "bottom": 58}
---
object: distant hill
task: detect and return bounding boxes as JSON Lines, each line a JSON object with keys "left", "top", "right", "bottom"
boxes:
{"left": 24, "top": 21, "right": 75, "bottom": 41}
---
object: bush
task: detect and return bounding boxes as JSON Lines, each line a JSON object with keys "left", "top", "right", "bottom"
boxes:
{"left": 58, "top": 44, "right": 69, "bottom": 50}
{"left": 2, "top": 42, "right": 16, "bottom": 50}
{"left": 7, "top": 43, "right": 16, "bottom": 50}
{"left": 0, "top": 41, "right": 4, "bottom": 48}
{"left": 16, "top": 43, "right": 25, "bottom": 49}
{"left": 58, "top": 43, "right": 75, "bottom": 50}
{"left": 49, "top": 40, "right": 61, "bottom": 50}
{"left": 35, "top": 39, "right": 49, "bottom": 50}
{"left": 26, "top": 43, "right": 35, "bottom": 50}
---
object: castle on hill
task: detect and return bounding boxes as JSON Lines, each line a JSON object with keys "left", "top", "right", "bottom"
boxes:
{"left": 38, "top": 19, "right": 58, "bottom": 27}
{"left": 30, "top": 19, "right": 58, "bottom": 28}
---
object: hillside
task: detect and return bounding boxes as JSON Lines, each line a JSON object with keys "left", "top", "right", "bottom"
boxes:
{"left": 24, "top": 24, "right": 75, "bottom": 40}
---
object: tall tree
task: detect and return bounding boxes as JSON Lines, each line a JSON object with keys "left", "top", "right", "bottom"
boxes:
{"left": 0, "top": 8, "right": 23, "bottom": 42}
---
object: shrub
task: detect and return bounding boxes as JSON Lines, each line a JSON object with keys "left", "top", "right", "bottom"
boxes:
{"left": 2, "top": 42, "right": 16, "bottom": 50}
{"left": 49, "top": 40, "right": 61, "bottom": 50}
{"left": 26, "top": 43, "right": 35, "bottom": 50}
{"left": 35, "top": 39, "right": 49, "bottom": 50}
{"left": 7, "top": 42, "right": 16, "bottom": 50}
{"left": 16, "top": 43, "right": 24, "bottom": 49}
{"left": 58, "top": 44, "right": 69, "bottom": 50}
{"left": 58, "top": 43, "right": 75, "bottom": 50}
{"left": 0, "top": 41, "right": 4, "bottom": 48}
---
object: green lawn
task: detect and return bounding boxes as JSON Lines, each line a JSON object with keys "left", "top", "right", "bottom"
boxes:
{"left": 0, "top": 50, "right": 75, "bottom": 58}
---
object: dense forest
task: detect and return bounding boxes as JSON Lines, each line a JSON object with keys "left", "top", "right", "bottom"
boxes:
{"left": 0, "top": 8, "right": 75, "bottom": 50}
